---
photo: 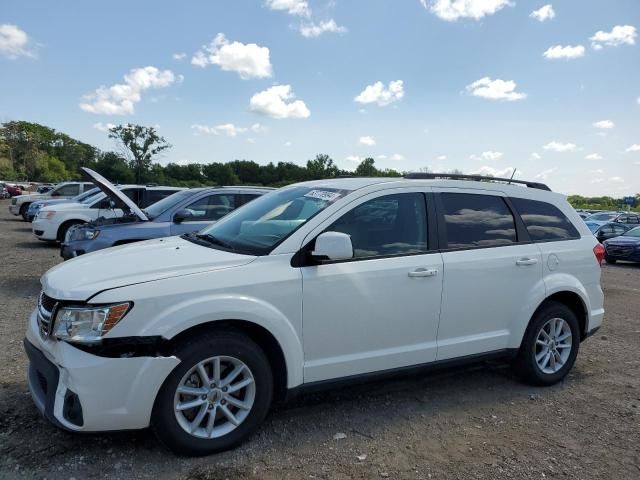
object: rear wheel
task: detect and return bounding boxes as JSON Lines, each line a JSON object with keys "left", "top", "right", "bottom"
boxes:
{"left": 514, "top": 302, "right": 580, "bottom": 386}
{"left": 152, "top": 330, "right": 273, "bottom": 456}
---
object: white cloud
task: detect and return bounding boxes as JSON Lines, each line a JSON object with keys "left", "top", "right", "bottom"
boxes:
{"left": 191, "top": 33, "right": 272, "bottom": 79}
{"left": 172, "top": 52, "right": 187, "bottom": 61}
{"left": 592, "top": 119, "right": 614, "bottom": 129}
{"left": 590, "top": 25, "right": 637, "bottom": 50}
{"left": 358, "top": 136, "right": 376, "bottom": 146}
{"left": 299, "top": 20, "right": 347, "bottom": 38}
{"left": 191, "top": 123, "right": 248, "bottom": 137}
{"left": 284, "top": 141, "right": 292, "bottom": 147}
{"left": 0, "top": 24, "right": 34, "bottom": 59}
{"left": 625, "top": 144, "right": 640, "bottom": 152}
{"left": 609, "top": 176, "right": 624, "bottom": 183}
{"left": 249, "top": 84, "right": 310, "bottom": 119}
{"left": 421, "top": 0, "right": 513, "bottom": 21}
{"left": 535, "top": 168, "right": 557, "bottom": 180}
{"left": 265, "top": 0, "right": 310, "bottom": 17}
{"left": 93, "top": 122, "right": 116, "bottom": 132}
{"left": 390, "top": 153, "right": 405, "bottom": 161}
{"left": 543, "top": 45, "right": 585, "bottom": 60}
{"left": 346, "top": 155, "right": 363, "bottom": 163}
{"left": 543, "top": 141, "right": 578, "bottom": 153}
{"left": 472, "top": 166, "right": 517, "bottom": 177}
{"left": 465, "top": 77, "right": 526, "bottom": 101}
{"left": 590, "top": 169, "right": 604, "bottom": 174}
{"left": 637, "top": 96, "right": 640, "bottom": 105}
{"left": 470, "top": 150, "right": 504, "bottom": 161}
{"left": 247, "top": 138, "right": 256, "bottom": 144}
{"left": 585, "top": 153, "right": 603, "bottom": 160}
{"left": 354, "top": 80, "right": 404, "bottom": 106}
{"left": 437, "top": 155, "right": 447, "bottom": 161}
{"left": 251, "top": 123, "right": 267, "bottom": 133}
{"left": 530, "top": 4, "right": 555, "bottom": 22}
{"left": 591, "top": 178, "right": 604, "bottom": 184}
{"left": 529, "top": 152, "right": 542, "bottom": 160}
{"left": 80, "top": 66, "right": 178, "bottom": 115}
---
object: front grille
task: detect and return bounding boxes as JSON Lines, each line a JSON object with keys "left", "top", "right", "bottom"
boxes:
{"left": 37, "top": 292, "right": 58, "bottom": 338}
{"left": 11, "top": 198, "right": 17, "bottom": 205}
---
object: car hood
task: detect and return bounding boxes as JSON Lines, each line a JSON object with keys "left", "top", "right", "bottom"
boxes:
{"left": 41, "top": 235, "right": 257, "bottom": 300}
{"left": 16, "top": 193, "right": 45, "bottom": 202}
{"left": 81, "top": 167, "right": 148, "bottom": 221}
{"left": 605, "top": 236, "right": 640, "bottom": 246}
{"left": 32, "top": 198, "right": 72, "bottom": 208}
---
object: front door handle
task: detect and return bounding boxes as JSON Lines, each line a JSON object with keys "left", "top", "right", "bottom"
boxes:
{"left": 408, "top": 268, "right": 439, "bottom": 278}
{"left": 516, "top": 257, "right": 538, "bottom": 266}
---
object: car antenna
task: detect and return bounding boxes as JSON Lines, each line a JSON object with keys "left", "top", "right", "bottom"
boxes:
{"left": 508, "top": 168, "right": 517, "bottom": 184}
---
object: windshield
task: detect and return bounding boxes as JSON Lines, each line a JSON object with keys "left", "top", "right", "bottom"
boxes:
{"left": 197, "top": 186, "right": 351, "bottom": 255}
{"left": 588, "top": 212, "right": 617, "bottom": 221}
{"left": 85, "top": 192, "right": 107, "bottom": 206}
{"left": 585, "top": 222, "right": 599, "bottom": 233}
{"left": 623, "top": 227, "right": 640, "bottom": 237}
{"left": 76, "top": 188, "right": 100, "bottom": 203}
{"left": 144, "top": 189, "right": 195, "bottom": 219}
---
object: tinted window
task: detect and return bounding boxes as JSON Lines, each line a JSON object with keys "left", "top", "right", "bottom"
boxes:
{"left": 511, "top": 197, "right": 580, "bottom": 242}
{"left": 441, "top": 193, "right": 517, "bottom": 249}
{"left": 142, "top": 189, "right": 178, "bottom": 208}
{"left": 55, "top": 184, "right": 81, "bottom": 196}
{"left": 236, "top": 193, "right": 261, "bottom": 207}
{"left": 326, "top": 193, "right": 428, "bottom": 258}
{"left": 184, "top": 194, "right": 236, "bottom": 221}
{"left": 612, "top": 224, "right": 627, "bottom": 234}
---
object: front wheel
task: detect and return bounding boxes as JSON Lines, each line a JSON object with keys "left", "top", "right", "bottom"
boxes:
{"left": 514, "top": 302, "right": 580, "bottom": 386}
{"left": 152, "top": 330, "right": 273, "bottom": 456}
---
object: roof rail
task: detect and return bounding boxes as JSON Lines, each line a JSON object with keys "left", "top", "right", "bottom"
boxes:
{"left": 403, "top": 172, "right": 551, "bottom": 191}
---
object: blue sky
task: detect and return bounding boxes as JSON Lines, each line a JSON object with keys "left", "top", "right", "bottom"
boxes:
{"left": 1, "top": 0, "right": 639, "bottom": 196}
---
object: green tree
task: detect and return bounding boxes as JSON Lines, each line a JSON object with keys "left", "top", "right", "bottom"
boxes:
{"left": 202, "top": 162, "right": 240, "bottom": 185}
{"left": 354, "top": 157, "right": 378, "bottom": 177}
{"left": 93, "top": 152, "right": 135, "bottom": 184}
{"left": 306, "top": 153, "right": 338, "bottom": 180}
{"left": 108, "top": 124, "right": 171, "bottom": 184}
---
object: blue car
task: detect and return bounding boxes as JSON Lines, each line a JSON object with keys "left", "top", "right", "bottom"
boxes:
{"left": 26, "top": 187, "right": 100, "bottom": 221}
{"left": 603, "top": 226, "right": 640, "bottom": 264}
{"left": 61, "top": 186, "right": 272, "bottom": 259}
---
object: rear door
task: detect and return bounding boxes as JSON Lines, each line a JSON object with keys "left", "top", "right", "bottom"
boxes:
{"left": 434, "top": 189, "right": 543, "bottom": 360}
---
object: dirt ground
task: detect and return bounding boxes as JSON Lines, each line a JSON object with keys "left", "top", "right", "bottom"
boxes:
{"left": 0, "top": 198, "right": 639, "bottom": 480}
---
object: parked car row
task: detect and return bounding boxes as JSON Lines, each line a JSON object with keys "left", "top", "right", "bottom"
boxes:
{"left": 17, "top": 170, "right": 611, "bottom": 456}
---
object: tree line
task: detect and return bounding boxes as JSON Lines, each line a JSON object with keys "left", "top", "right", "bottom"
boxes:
{"left": 0, "top": 120, "right": 637, "bottom": 211}
{"left": 0, "top": 121, "right": 401, "bottom": 188}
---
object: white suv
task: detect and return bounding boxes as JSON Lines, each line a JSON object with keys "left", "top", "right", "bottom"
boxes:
{"left": 24, "top": 175, "right": 604, "bottom": 456}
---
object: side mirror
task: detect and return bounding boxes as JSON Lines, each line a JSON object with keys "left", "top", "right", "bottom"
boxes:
{"left": 174, "top": 209, "right": 193, "bottom": 223}
{"left": 311, "top": 232, "right": 353, "bottom": 261}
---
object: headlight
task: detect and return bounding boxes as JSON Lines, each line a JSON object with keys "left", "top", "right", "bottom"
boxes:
{"left": 39, "top": 210, "right": 56, "bottom": 219}
{"left": 53, "top": 302, "right": 131, "bottom": 344}
{"left": 69, "top": 227, "right": 100, "bottom": 242}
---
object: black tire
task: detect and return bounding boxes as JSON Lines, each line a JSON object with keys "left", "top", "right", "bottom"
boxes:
{"left": 514, "top": 301, "right": 580, "bottom": 386}
{"left": 19, "top": 203, "right": 30, "bottom": 221}
{"left": 604, "top": 256, "right": 617, "bottom": 264}
{"left": 56, "top": 221, "right": 84, "bottom": 243}
{"left": 152, "top": 330, "right": 273, "bottom": 456}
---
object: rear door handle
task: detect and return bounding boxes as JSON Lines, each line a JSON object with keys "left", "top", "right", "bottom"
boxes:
{"left": 408, "top": 268, "right": 439, "bottom": 278}
{"left": 516, "top": 257, "right": 538, "bottom": 266}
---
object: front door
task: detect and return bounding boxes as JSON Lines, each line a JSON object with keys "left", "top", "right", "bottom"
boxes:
{"left": 301, "top": 190, "right": 443, "bottom": 383}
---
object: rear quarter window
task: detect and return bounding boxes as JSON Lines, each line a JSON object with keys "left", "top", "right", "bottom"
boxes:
{"left": 511, "top": 197, "right": 580, "bottom": 242}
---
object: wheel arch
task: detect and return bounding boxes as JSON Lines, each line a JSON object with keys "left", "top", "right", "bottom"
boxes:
{"left": 165, "top": 319, "right": 289, "bottom": 403}
{"left": 532, "top": 291, "right": 588, "bottom": 341}
{"left": 56, "top": 218, "right": 87, "bottom": 242}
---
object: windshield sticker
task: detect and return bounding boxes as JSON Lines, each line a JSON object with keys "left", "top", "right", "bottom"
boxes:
{"left": 304, "top": 190, "right": 343, "bottom": 202}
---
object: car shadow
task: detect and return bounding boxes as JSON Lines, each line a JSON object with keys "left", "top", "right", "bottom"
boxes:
{"left": 14, "top": 241, "right": 59, "bottom": 250}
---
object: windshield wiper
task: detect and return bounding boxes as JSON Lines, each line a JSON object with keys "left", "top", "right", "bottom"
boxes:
{"left": 195, "top": 233, "right": 234, "bottom": 250}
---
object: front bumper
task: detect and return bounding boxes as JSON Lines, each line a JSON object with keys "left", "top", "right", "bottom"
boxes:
{"left": 24, "top": 309, "right": 180, "bottom": 432}
{"left": 605, "top": 246, "right": 640, "bottom": 262}
{"left": 9, "top": 204, "right": 20, "bottom": 215}
{"left": 32, "top": 218, "right": 58, "bottom": 241}
{"left": 60, "top": 243, "right": 85, "bottom": 260}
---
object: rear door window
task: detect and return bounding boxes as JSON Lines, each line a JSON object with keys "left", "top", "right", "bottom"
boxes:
{"left": 440, "top": 193, "right": 517, "bottom": 249}
{"left": 511, "top": 197, "right": 580, "bottom": 242}
{"left": 184, "top": 194, "right": 237, "bottom": 221}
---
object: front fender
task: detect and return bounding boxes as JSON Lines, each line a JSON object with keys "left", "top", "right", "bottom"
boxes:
{"left": 99, "top": 292, "right": 304, "bottom": 388}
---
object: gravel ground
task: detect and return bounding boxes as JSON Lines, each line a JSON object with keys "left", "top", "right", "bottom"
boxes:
{"left": 0, "top": 198, "right": 639, "bottom": 480}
